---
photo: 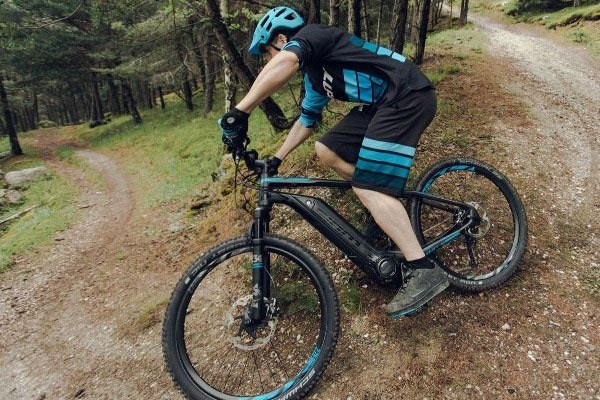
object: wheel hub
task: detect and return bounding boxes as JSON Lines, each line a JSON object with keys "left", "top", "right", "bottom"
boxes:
{"left": 466, "top": 201, "right": 491, "bottom": 238}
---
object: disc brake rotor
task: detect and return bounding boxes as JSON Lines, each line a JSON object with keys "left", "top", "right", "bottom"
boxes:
{"left": 466, "top": 202, "right": 491, "bottom": 238}
{"left": 224, "top": 295, "right": 276, "bottom": 351}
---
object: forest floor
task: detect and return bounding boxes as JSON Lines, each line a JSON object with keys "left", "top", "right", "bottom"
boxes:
{"left": 1, "top": 10, "right": 598, "bottom": 400}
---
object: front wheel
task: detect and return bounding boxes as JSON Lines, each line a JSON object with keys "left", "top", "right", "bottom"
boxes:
{"left": 410, "top": 158, "right": 527, "bottom": 292}
{"left": 162, "top": 235, "right": 339, "bottom": 400}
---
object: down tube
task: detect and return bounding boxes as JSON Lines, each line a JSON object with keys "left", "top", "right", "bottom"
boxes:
{"left": 271, "top": 192, "right": 381, "bottom": 276}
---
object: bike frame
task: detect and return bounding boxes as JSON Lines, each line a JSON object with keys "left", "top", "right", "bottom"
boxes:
{"left": 245, "top": 158, "right": 480, "bottom": 321}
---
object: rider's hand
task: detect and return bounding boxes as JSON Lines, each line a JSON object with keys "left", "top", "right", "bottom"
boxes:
{"left": 266, "top": 156, "right": 282, "bottom": 176}
{"left": 218, "top": 108, "right": 250, "bottom": 153}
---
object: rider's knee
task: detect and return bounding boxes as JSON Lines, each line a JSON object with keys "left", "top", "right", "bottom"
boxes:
{"left": 352, "top": 186, "right": 376, "bottom": 206}
{"left": 315, "top": 142, "right": 336, "bottom": 168}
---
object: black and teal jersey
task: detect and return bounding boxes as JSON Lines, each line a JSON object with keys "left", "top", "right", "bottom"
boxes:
{"left": 282, "top": 24, "right": 434, "bottom": 128}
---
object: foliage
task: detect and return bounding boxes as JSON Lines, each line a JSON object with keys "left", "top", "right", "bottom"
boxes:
{"left": 525, "top": 3, "right": 600, "bottom": 26}
{"left": 505, "top": 0, "right": 600, "bottom": 16}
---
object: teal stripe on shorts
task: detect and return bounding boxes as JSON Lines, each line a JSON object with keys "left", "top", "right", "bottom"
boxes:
{"left": 361, "top": 137, "right": 416, "bottom": 157}
{"left": 356, "top": 158, "right": 410, "bottom": 179}
{"left": 358, "top": 148, "right": 414, "bottom": 168}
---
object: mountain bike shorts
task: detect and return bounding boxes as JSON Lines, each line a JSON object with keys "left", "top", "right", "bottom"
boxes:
{"left": 317, "top": 87, "right": 437, "bottom": 197}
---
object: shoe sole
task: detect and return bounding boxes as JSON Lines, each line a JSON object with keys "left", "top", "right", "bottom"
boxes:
{"left": 387, "top": 279, "right": 450, "bottom": 319}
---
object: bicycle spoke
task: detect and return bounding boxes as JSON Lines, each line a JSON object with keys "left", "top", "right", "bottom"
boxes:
{"left": 269, "top": 340, "right": 291, "bottom": 382}
{"left": 252, "top": 350, "right": 266, "bottom": 394}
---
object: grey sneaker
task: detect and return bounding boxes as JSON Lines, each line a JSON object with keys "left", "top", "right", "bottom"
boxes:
{"left": 386, "top": 265, "right": 449, "bottom": 318}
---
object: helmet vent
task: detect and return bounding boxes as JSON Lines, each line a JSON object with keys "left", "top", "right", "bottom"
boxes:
{"left": 266, "top": 22, "right": 272, "bottom": 31}
{"left": 284, "top": 14, "right": 296, "bottom": 20}
{"left": 274, "top": 8, "right": 286, "bottom": 17}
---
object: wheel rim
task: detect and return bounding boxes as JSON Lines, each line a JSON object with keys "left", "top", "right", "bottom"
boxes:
{"left": 417, "top": 165, "right": 522, "bottom": 281}
{"left": 174, "top": 244, "right": 328, "bottom": 399}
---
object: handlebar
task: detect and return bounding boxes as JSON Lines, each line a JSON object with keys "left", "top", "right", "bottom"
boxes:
{"left": 234, "top": 147, "right": 268, "bottom": 176}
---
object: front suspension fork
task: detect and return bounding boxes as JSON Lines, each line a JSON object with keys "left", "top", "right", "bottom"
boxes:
{"left": 250, "top": 208, "right": 271, "bottom": 322}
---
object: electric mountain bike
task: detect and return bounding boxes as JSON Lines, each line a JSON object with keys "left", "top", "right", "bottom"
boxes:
{"left": 162, "top": 148, "right": 527, "bottom": 400}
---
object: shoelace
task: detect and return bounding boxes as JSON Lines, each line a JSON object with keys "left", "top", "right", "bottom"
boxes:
{"left": 395, "top": 266, "right": 415, "bottom": 294}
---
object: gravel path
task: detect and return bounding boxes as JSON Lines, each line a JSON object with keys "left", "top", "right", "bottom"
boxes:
{"left": 472, "top": 14, "right": 599, "bottom": 227}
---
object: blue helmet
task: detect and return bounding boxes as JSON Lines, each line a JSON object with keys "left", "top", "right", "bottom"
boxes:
{"left": 248, "top": 7, "right": 305, "bottom": 56}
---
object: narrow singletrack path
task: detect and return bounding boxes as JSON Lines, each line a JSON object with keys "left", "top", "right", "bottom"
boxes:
{"left": 0, "top": 130, "right": 179, "bottom": 399}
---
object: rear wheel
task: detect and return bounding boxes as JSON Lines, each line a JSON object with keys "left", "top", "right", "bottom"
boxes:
{"left": 162, "top": 235, "right": 339, "bottom": 400}
{"left": 410, "top": 158, "right": 527, "bottom": 292}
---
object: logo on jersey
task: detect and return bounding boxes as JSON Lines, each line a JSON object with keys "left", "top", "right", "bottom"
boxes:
{"left": 322, "top": 68, "right": 334, "bottom": 98}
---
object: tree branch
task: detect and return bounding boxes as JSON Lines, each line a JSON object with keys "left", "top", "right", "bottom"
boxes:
{"left": 31, "top": 0, "right": 87, "bottom": 31}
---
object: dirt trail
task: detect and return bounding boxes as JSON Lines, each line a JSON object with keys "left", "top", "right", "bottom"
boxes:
{"left": 0, "top": 134, "right": 179, "bottom": 399}
{"left": 471, "top": 14, "right": 599, "bottom": 228}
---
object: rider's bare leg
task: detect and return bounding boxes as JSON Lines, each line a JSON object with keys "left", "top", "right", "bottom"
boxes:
{"left": 315, "top": 142, "right": 354, "bottom": 181}
{"left": 315, "top": 142, "right": 425, "bottom": 261}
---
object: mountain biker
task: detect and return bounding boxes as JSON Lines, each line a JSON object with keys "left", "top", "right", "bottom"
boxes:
{"left": 219, "top": 6, "right": 448, "bottom": 318}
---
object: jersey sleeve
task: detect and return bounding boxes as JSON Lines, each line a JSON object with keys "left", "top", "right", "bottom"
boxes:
{"left": 299, "top": 74, "right": 330, "bottom": 128}
{"left": 282, "top": 25, "right": 336, "bottom": 69}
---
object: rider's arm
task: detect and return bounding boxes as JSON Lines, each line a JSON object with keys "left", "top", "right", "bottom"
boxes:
{"left": 236, "top": 51, "right": 299, "bottom": 113}
{"left": 275, "top": 121, "right": 313, "bottom": 160}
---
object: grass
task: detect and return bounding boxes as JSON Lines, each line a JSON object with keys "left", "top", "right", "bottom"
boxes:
{"left": 530, "top": 4, "right": 600, "bottom": 56}
{"left": 0, "top": 172, "right": 79, "bottom": 271}
{"left": 60, "top": 86, "right": 301, "bottom": 207}
{"left": 138, "top": 298, "right": 168, "bottom": 330}
{"left": 0, "top": 137, "right": 10, "bottom": 154}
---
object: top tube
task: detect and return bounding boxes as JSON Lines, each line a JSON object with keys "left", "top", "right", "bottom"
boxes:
{"left": 261, "top": 176, "right": 352, "bottom": 190}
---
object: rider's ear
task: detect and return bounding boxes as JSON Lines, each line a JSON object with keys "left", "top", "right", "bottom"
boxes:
{"left": 277, "top": 33, "right": 288, "bottom": 45}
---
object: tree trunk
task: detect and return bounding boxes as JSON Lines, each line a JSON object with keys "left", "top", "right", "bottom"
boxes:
{"left": 0, "top": 117, "right": 6, "bottom": 136}
{"left": 146, "top": 84, "right": 154, "bottom": 109}
{"left": 32, "top": 85, "right": 39, "bottom": 124}
{"left": 573, "top": 0, "right": 581, "bottom": 6}
{"left": 201, "top": 24, "right": 214, "bottom": 115}
{"left": 0, "top": 75, "right": 23, "bottom": 155}
{"left": 415, "top": 0, "right": 432, "bottom": 64}
{"left": 409, "top": 0, "right": 421, "bottom": 44}
{"left": 107, "top": 79, "right": 122, "bottom": 114}
{"left": 151, "top": 87, "right": 157, "bottom": 108}
{"left": 220, "top": 0, "right": 237, "bottom": 113}
{"left": 25, "top": 107, "right": 36, "bottom": 130}
{"left": 450, "top": 0, "right": 453, "bottom": 27}
{"left": 459, "top": 0, "right": 468, "bottom": 25}
{"left": 91, "top": 75, "right": 104, "bottom": 121}
{"left": 436, "top": 0, "right": 444, "bottom": 25}
{"left": 376, "top": 0, "right": 384, "bottom": 45}
{"left": 205, "top": 0, "right": 290, "bottom": 130}
{"left": 390, "top": 0, "right": 409, "bottom": 53}
{"left": 348, "top": 0, "right": 362, "bottom": 36}
{"left": 121, "top": 82, "right": 142, "bottom": 124}
{"left": 158, "top": 87, "right": 166, "bottom": 109}
{"left": 362, "top": 0, "right": 371, "bottom": 41}
{"left": 306, "top": 0, "right": 321, "bottom": 24}
{"left": 202, "top": 52, "right": 214, "bottom": 115}
{"left": 182, "top": 79, "right": 194, "bottom": 111}
{"left": 183, "top": 16, "right": 206, "bottom": 94}
{"left": 119, "top": 84, "right": 130, "bottom": 115}
{"left": 69, "top": 95, "right": 80, "bottom": 123}
{"left": 329, "top": 0, "right": 341, "bottom": 26}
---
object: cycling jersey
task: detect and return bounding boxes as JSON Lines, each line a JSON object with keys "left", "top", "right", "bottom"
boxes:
{"left": 282, "top": 24, "right": 434, "bottom": 128}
